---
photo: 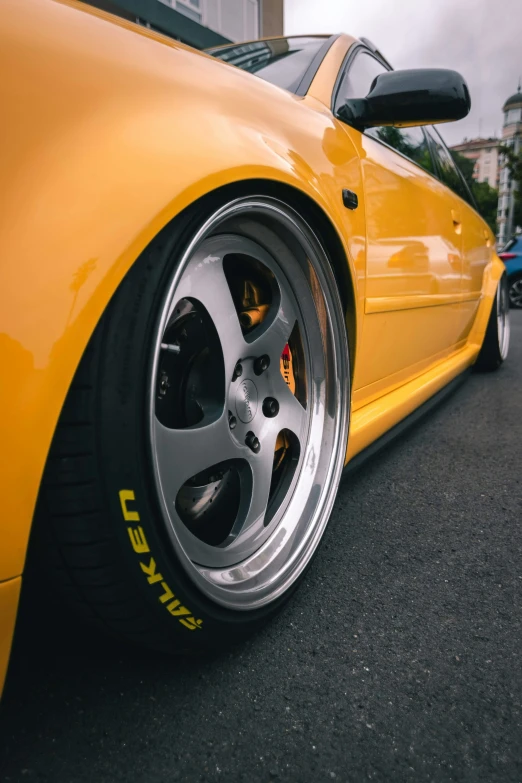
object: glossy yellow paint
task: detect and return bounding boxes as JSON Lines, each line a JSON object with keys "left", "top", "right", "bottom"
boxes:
{"left": 347, "top": 345, "right": 477, "bottom": 461}
{"left": 344, "top": 127, "right": 477, "bottom": 388}
{"left": 457, "top": 208, "right": 496, "bottom": 341}
{"left": 0, "top": 0, "right": 504, "bottom": 690}
{"left": 307, "top": 34, "right": 357, "bottom": 105}
{"left": 0, "top": 0, "right": 363, "bottom": 585}
{"left": 347, "top": 242, "right": 503, "bottom": 462}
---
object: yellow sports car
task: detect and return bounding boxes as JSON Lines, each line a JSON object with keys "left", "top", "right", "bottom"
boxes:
{"left": 0, "top": 0, "right": 510, "bottom": 693}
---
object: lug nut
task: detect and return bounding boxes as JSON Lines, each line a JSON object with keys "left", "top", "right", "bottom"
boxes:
{"left": 228, "top": 411, "right": 237, "bottom": 430}
{"left": 245, "top": 431, "right": 260, "bottom": 454}
{"left": 262, "top": 397, "right": 279, "bottom": 418}
{"left": 232, "top": 362, "right": 243, "bottom": 382}
{"left": 254, "top": 354, "right": 270, "bottom": 376}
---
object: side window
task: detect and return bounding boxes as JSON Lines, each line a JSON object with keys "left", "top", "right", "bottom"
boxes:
{"left": 335, "top": 51, "right": 388, "bottom": 104}
{"left": 334, "top": 50, "right": 436, "bottom": 176}
{"left": 208, "top": 37, "right": 329, "bottom": 94}
{"left": 424, "top": 127, "right": 475, "bottom": 206}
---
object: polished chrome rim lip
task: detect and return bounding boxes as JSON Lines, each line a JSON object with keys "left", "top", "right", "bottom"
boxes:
{"left": 148, "top": 197, "right": 350, "bottom": 611}
{"left": 509, "top": 278, "right": 522, "bottom": 308}
{"left": 498, "top": 278, "right": 510, "bottom": 360}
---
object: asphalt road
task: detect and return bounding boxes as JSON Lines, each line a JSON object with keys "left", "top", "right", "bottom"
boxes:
{"left": 1, "top": 312, "right": 521, "bottom": 783}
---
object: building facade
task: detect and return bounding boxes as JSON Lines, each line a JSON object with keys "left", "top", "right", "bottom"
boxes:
{"left": 497, "top": 86, "right": 522, "bottom": 246}
{"left": 84, "top": 0, "right": 283, "bottom": 49}
{"left": 449, "top": 137, "right": 500, "bottom": 190}
{"left": 161, "top": 0, "right": 260, "bottom": 42}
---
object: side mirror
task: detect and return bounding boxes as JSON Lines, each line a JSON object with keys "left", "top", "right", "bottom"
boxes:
{"left": 337, "top": 68, "right": 471, "bottom": 129}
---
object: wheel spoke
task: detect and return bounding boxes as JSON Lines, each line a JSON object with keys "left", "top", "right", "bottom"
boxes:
{"left": 240, "top": 425, "right": 280, "bottom": 535}
{"left": 234, "top": 385, "right": 308, "bottom": 541}
{"left": 172, "top": 241, "right": 245, "bottom": 379}
{"left": 153, "top": 415, "right": 239, "bottom": 504}
{"left": 274, "top": 377, "right": 308, "bottom": 441}
{"left": 249, "top": 285, "right": 299, "bottom": 364}
{"left": 510, "top": 280, "right": 522, "bottom": 306}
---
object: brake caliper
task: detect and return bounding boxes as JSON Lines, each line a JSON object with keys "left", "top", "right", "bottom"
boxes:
{"left": 280, "top": 342, "right": 296, "bottom": 395}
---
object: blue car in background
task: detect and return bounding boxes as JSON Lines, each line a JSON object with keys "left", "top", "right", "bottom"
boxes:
{"left": 499, "top": 235, "right": 522, "bottom": 308}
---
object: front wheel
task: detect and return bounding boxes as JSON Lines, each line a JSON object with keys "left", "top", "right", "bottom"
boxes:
{"left": 475, "top": 275, "right": 510, "bottom": 372}
{"left": 35, "top": 194, "right": 350, "bottom": 651}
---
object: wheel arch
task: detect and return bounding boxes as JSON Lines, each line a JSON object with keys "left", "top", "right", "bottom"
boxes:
{"left": 468, "top": 254, "right": 507, "bottom": 351}
{"left": 7, "top": 175, "right": 358, "bottom": 586}
{"left": 178, "top": 178, "right": 358, "bottom": 384}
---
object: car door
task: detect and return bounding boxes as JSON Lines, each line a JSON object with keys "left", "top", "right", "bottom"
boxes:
{"left": 424, "top": 126, "right": 491, "bottom": 342}
{"left": 333, "top": 49, "right": 466, "bottom": 398}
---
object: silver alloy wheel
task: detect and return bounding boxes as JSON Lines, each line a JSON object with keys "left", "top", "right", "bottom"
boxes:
{"left": 149, "top": 197, "right": 349, "bottom": 610}
{"left": 497, "top": 277, "right": 511, "bottom": 360}
{"left": 509, "top": 278, "right": 522, "bottom": 308}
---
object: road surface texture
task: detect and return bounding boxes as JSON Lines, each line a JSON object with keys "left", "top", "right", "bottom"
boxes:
{"left": 1, "top": 311, "right": 521, "bottom": 783}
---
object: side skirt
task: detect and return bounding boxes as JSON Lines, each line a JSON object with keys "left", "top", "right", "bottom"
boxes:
{"left": 344, "top": 369, "right": 470, "bottom": 476}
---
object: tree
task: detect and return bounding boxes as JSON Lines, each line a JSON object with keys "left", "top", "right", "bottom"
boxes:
{"left": 451, "top": 150, "right": 475, "bottom": 187}
{"left": 451, "top": 150, "right": 499, "bottom": 234}
{"left": 472, "top": 181, "right": 501, "bottom": 235}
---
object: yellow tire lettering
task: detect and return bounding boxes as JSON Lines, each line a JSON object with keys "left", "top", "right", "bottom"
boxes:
{"left": 179, "top": 617, "right": 203, "bottom": 630}
{"left": 166, "top": 599, "right": 191, "bottom": 617}
{"left": 158, "top": 581, "right": 175, "bottom": 604}
{"left": 127, "top": 526, "right": 150, "bottom": 554}
{"left": 140, "top": 557, "right": 163, "bottom": 585}
{"left": 119, "top": 489, "right": 140, "bottom": 522}
{"left": 120, "top": 491, "right": 203, "bottom": 632}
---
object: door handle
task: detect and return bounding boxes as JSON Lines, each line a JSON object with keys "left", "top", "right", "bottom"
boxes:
{"left": 451, "top": 209, "right": 462, "bottom": 235}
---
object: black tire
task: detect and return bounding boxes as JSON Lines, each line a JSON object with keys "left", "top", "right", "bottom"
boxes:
{"left": 508, "top": 272, "right": 522, "bottom": 309}
{"left": 32, "top": 192, "right": 350, "bottom": 654}
{"left": 474, "top": 275, "right": 510, "bottom": 372}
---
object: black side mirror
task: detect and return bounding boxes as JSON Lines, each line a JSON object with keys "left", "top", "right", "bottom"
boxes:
{"left": 337, "top": 68, "right": 471, "bottom": 129}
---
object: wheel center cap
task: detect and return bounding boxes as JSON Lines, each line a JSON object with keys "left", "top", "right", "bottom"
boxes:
{"left": 235, "top": 379, "right": 258, "bottom": 423}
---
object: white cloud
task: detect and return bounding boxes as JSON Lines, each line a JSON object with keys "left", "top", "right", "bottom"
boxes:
{"left": 285, "top": 0, "right": 522, "bottom": 145}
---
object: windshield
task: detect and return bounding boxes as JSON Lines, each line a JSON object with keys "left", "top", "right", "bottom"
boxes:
{"left": 206, "top": 37, "right": 329, "bottom": 94}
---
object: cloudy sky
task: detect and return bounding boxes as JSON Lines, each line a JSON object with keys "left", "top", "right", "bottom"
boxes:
{"left": 285, "top": 0, "right": 521, "bottom": 146}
